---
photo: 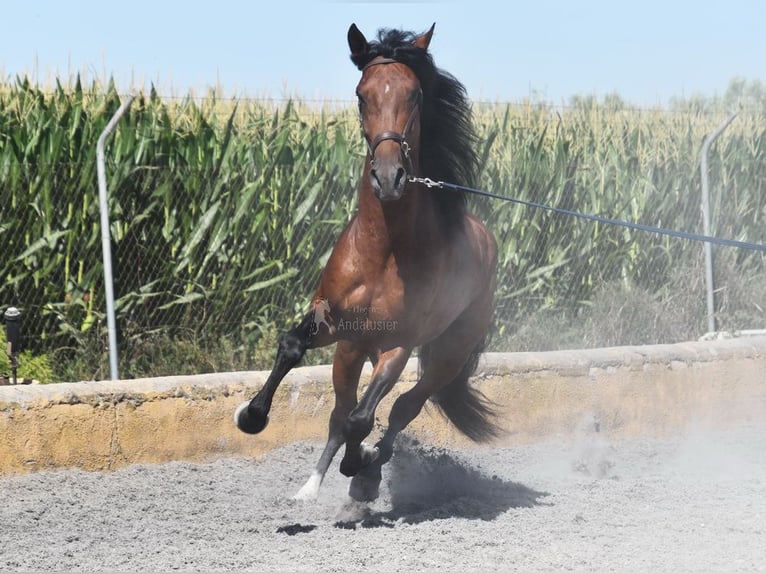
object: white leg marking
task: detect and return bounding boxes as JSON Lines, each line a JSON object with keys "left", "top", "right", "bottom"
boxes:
{"left": 360, "top": 442, "right": 380, "bottom": 463}
{"left": 233, "top": 401, "right": 249, "bottom": 427}
{"left": 293, "top": 471, "right": 323, "bottom": 501}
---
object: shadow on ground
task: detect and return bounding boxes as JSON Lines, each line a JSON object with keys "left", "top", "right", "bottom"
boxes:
{"left": 333, "top": 435, "right": 549, "bottom": 529}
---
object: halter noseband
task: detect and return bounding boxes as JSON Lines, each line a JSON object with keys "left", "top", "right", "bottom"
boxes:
{"left": 359, "top": 57, "right": 422, "bottom": 171}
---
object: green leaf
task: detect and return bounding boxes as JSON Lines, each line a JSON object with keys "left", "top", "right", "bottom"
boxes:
{"left": 244, "top": 268, "right": 298, "bottom": 292}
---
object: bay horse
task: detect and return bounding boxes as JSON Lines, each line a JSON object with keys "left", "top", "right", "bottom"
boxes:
{"left": 235, "top": 23, "right": 500, "bottom": 502}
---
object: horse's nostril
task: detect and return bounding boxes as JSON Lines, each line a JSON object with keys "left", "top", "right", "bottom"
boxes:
{"left": 394, "top": 167, "right": 406, "bottom": 189}
{"left": 370, "top": 169, "right": 382, "bottom": 191}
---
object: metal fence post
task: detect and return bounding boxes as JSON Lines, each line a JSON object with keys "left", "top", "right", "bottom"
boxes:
{"left": 699, "top": 112, "right": 737, "bottom": 335}
{"left": 96, "top": 94, "right": 135, "bottom": 381}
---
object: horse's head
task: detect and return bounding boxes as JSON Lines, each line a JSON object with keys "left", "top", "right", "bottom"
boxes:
{"left": 348, "top": 23, "right": 434, "bottom": 202}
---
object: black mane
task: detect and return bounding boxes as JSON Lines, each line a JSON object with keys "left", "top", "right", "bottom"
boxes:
{"left": 351, "top": 27, "right": 480, "bottom": 228}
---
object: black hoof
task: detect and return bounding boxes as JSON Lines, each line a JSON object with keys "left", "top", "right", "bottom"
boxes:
{"left": 349, "top": 473, "right": 381, "bottom": 502}
{"left": 339, "top": 444, "right": 379, "bottom": 477}
{"left": 234, "top": 402, "right": 269, "bottom": 435}
{"left": 339, "top": 455, "right": 359, "bottom": 477}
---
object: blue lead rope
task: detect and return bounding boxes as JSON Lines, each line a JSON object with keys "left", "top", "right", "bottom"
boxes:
{"left": 409, "top": 176, "right": 766, "bottom": 253}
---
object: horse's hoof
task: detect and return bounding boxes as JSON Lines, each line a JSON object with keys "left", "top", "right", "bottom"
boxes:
{"left": 234, "top": 402, "right": 269, "bottom": 434}
{"left": 339, "top": 444, "right": 379, "bottom": 477}
{"left": 339, "top": 456, "right": 357, "bottom": 477}
{"left": 349, "top": 473, "right": 381, "bottom": 502}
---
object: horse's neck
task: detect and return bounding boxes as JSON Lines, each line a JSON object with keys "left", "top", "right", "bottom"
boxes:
{"left": 356, "top": 181, "right": 436, "bottom": 254}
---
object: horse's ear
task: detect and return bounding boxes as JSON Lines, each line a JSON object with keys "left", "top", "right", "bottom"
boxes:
{"left": 413, "top": 23, "right": 435, "bottom": 50}
{"left": 348, "top": 23, "right": 369, "bottom": 60}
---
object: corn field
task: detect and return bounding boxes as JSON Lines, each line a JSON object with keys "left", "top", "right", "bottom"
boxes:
{"left": 1, "top": 77, "right": 765, "bottom": 381}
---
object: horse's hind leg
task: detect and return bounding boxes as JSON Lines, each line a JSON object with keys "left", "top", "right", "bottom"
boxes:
{"left": 339, "top": 347, "right": 412, "bottom": 478}
{"left": 347, "top": 382, "right": 432, "bottom": 502}
{"left": 293, "top": 340, "right": 366, "bottom": 500}
{"left": 349, "top": 303, "right": 495, "bottom": 501}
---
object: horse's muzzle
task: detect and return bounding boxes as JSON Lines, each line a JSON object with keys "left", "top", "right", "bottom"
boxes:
{"left": 370, "top": 163, "right": 407, "bottom": 201}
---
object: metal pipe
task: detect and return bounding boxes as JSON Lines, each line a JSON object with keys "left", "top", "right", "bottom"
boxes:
{"left": 96, "top": 94, "right": 135, "bottom": 381}
{"left": 4, "top": 307, "right": 20, "bottom": 385}
{"left": 699, "top": 112, "right": 737, "bottom": 335}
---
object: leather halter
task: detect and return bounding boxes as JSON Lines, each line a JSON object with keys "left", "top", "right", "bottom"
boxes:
{"left": 359, "top": 57, "right": 422, "bottom": 171}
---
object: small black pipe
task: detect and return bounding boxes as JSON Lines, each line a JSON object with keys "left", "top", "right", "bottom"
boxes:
{"left": 4, "top": 307, "right": 20, "bottom": 385}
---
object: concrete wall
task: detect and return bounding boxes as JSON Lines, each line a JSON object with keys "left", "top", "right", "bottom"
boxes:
{"left": 1, "top": 336, "right": 765, "bottom": 474}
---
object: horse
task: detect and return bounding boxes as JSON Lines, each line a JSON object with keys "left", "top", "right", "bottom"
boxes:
{"left": 234, "top": 23, "right": 501, "bottom": 502}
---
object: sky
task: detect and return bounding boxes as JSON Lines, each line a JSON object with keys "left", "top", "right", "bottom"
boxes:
{"left": 1, "top": 1, "right": 764, "bottom": 107}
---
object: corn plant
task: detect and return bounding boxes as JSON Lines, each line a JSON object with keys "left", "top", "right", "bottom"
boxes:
{"left": 1, "top": 76, "right": 764, "bottom": 379}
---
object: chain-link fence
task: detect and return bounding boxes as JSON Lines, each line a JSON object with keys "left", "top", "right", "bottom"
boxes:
{"left": 1, "top": 158, "right": 358, "bottom": 380}
{"left": 2, "top": 89, "right": 765, "bottom": 382}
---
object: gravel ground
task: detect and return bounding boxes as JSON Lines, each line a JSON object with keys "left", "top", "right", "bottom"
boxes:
{"left": 1, "top": 419, "right": 765, "bottom": 572}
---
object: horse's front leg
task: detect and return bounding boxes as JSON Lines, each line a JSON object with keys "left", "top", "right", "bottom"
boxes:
{"left": 234, "top": 312, "right": 315, "bottom": 434}
{"left": 293, "top": 340, "right": 366, "bottom": 500}
{"left": 339, "top": 347, "right": 411, "bottom": 478}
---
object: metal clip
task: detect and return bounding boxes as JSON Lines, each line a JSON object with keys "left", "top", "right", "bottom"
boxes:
{"left": 408, "top": 176, "right": 444, "bottom": 188}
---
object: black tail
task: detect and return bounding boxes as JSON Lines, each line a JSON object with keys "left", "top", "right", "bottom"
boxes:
{"left": 421, "top": 337, "right": 503, "bottom": 443}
